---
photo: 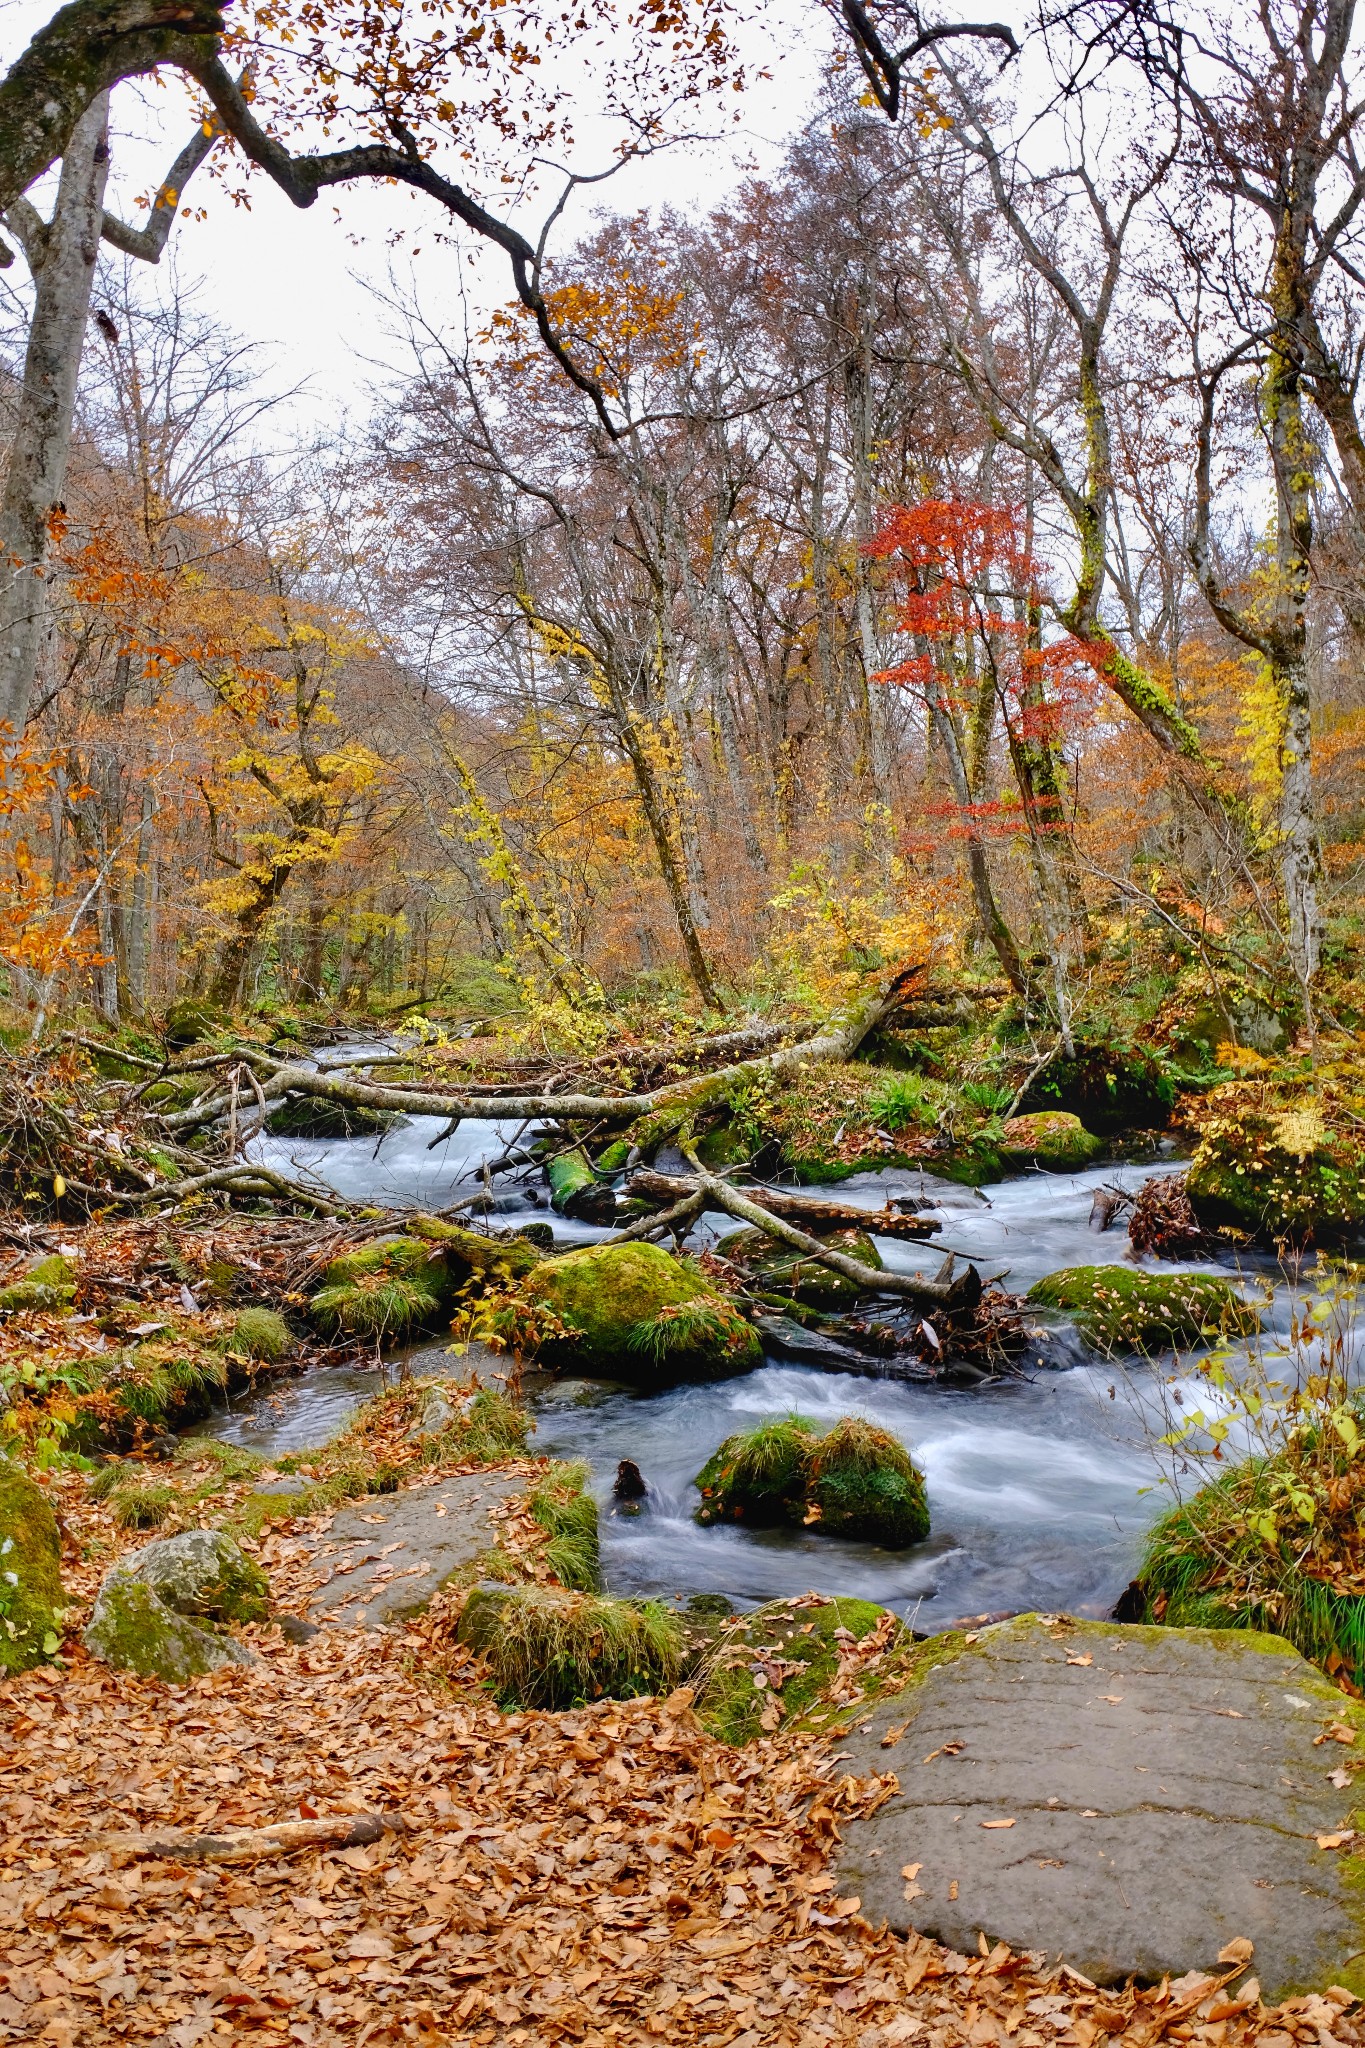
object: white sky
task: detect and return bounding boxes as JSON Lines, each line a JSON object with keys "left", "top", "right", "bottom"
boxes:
{"left": 0, "top": 0, "right": 839, "bottom": 437}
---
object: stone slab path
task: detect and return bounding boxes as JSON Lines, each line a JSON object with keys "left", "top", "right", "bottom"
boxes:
{"left": 294, "top": 1471, "right": 527, "bottom": 1628}
{"left": 835, "top": 1615, "right": 1365, "bottom": 2003}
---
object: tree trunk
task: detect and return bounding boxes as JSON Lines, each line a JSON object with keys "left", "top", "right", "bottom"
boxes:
{"left": 0, "top": 92, "right": 110, "bottom": 737}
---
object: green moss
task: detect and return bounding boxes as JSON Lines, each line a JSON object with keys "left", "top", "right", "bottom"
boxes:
{"left": 527, "top": 1461, "right": 600, "bottom": 1590}
{"left": 404, "top": 1216, "right": 543, "bottom": 1278}
{"left": 806, "top": 1417, "right": 931, "bottom": 1545}
{"left": 694, "top": 1416, "right": 818, "bottom": 1526}
{"left": 714, "top": 1226, "right": 882, "bottom": 1307}
{"left": 310, "top": 1235, "right": 450, "bottom": 1340}
{"left": 1027, "top": 1264, "right": 1260, "bottom": 1355}
{"left": 998, "top": 1111, "right": 1104, "bottom": 1171}
{"left": 694, "top": 1414, "right": 929, "bottom": 1548}
{"left": 1187, "top": 1098, "right": 1365, "bottom": 1240}
{"left": 164, "top": 999, "right": 230, "bottom": 1048}
{"left": 173, "top": 1438, "right": 265, "bottom": 1483}
{"left": 458, "top": 1583, "right": 682, "bottom": 1710}
{"left": 0, "top": 1459, "right": 66, "bottom": 1672}
{"left": 227, "top": 1308, "right": 291, "bottom": 1361}
{"left": 527, "top": 1242, "right": 757, "bottom": 1383}
{"left": 693, "top": 1595, "right": 900, "bottom": 1745}
{"left": 0, "top": 1253, "right": 77, "bottom": 1315}
{"left": 626, "top": 1296, "right": 761, "bottom": 1376}
{"left": 83, "top": 1575, "right": 250, "bottom": 1681}
{"left": 595, "top": 1139, "right": 631, "bottom": 1173}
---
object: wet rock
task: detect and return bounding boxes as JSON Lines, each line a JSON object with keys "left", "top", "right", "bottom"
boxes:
{"left": 614, "top": 1459, "right": 647, "bottom": 1502}
{"left": 0, "top": 1462, "right": 66, "bottom": 1673}
{"left": 694, "top": 1415, "right": 929, "bottom": 1547}
{"left": 1026, "top": 1264, "right": 1260, "bottom": 1356}
{"left": 298, "top": 1472, "right": 529, "bottom": 1627}
{"left": 998, "top": 1112, "right": 1103, "bottom": 1173}
{"left": 835, "top": 1614, "right": 1365, "bottom": 2002}
{"left": 84, "top": 1529, "right": 269, "bottom": 1681}
{"left": 277, "top": 1612, "right": 319, "bottom": 1643}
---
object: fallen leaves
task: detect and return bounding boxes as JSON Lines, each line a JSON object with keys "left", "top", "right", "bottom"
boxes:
{"left": 979, "top": 1818, "right": 1016, "bottom": 1830}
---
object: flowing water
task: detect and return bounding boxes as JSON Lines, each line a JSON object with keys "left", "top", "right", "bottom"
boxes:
{"left": 207, "top": 1103, "right": 1319, "bottom": 1630}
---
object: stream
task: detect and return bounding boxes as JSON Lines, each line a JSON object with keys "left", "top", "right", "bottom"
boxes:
{"left": 197, "top": 1104, "right": 1320, "bottom": 1630}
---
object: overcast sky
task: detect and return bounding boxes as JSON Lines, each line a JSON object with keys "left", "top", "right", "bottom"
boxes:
{"left": 0, "top": 0, "right": 834, "bottom": 440}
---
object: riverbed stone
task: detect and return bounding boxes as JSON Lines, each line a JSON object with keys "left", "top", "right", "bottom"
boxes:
{"left": 84, "top": 1529, "right": 269, "bottom": 1681}
{"left": 834, "top": 1614, "right": 1365, "bottom": 2001}
{"left": 998, "top": 1112, "right": 1103, "bottom": 1172}
{"left": 294, "top": 1471, "right": 530, "bottom": 1627}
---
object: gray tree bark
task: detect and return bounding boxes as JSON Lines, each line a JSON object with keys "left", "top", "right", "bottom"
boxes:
{"left": 0, "top": 90, "right": 109, "bottom": 738}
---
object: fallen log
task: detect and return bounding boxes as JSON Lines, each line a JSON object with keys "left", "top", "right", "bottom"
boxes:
{"left": 91, "top": 1813, "right": 389, "bottom": 1865}
{"left": 160, "top": 966, "right": 929, "bottom": 1139}
{"left": 673, "top": 1150, "right": 979, "bottom": 1311}
{"left": 626, "top": 1168, "right": 942, "bottom": 1242}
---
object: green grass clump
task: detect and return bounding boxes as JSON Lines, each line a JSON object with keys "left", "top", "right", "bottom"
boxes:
{"left": 866, "top": 1072, "right": 934, "bottom": 1132}
{"left": 112, "top": 1481, "right": 175, "bottom": 1530}
{"left": 434, "top": 1386, "right": 529, "bottom": 1464}
{"left": 694, "top": 1413, "right": 929, "bottom": 1549}
{"left": 174, "top": 1438, "right": 266, "bottom": 1483}
{"left": 115, "top": 1348, "right": 228, "bottom": 1426}
{"left": 627, "top": 1297, "right": 760, "bottom": 1377}
{"left": 694, "top": 1415, "right": 817, "bottom": 1526}
{"left": 962, "top": 1078, "right": 1013, "bottom": 1113}
{"left": 459, "top": 1583, "right": 681, "bottom": 1709}
{"left": 806, "top": 1417, "right": 931, "bottom": 1544}
{"left": 1027, "top": 1265, "right": 1260, "bottom": 1355}
{"left": 226, "top": 1308, "right": 291, "bottom": 1362}
{"left": 310, "top": 1270, "right": 446, "bottom": 1341}
{"left": 693, "top": 1595, "right": 898, "bottom": 1745}
{"left": 87, "top": 1461, "right": 127, "bottom": 1501}
{"left": 528, "top": 1461, "right": 600, "bottom": 1590}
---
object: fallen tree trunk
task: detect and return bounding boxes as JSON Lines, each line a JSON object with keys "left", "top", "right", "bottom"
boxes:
{"left": 161, "top": 966, "right": 928, "bottom": 1137}
{"left": 667, "top": 1150, "right": 979, "bottom": 1310}
{"left": 626, "top": 1168, "right": 942, "bottom": 1242}
{"left": 92, "top": 1813, "right": 388, "bottom": 1865}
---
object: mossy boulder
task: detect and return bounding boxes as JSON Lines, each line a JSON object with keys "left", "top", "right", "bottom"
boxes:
{"left": 998, "top": 1112, "right": 1103, "bottom": 1172}
{"left": 457, "top": 1583, "right": 681, "bottom": 1709}
{"left": 1186, "top": 1094, "right": 1365, "bottom": 1241}
{"left": 693, "top": 1594, "right": 902, "bottom": 1745}
{"left": 526, "top": 1242, "right": 761, "bottom": 1384}
{"left": 265, "top": 1095, "right": 404, "bottom": 1140}
{"left": 0, "top": 1460, "right": 66, "bottom": 1672}
{"left": 163, "top": 999, "right": 230, "bottom": 1049}
{"left": 84, "top": 1528, "right": 269, "bottom": 1681}
{"left": 226, "top": 1307, "right": 291, "bottom": 1361}
{"left": 694, "top": 1415, "right": 817, "bottom": 1526}
{"left": 694, "top": 1414, "right": 929, "bottom": 1548}
{"left": 1020, "top": 1038, "right": 1175, "bottom": 1134}
{"left": 715, "top": 1226, "right": 883, "bottom": 1307}
{"left": 806, "top": 1417, "right": 931, "bottom": 1544}
{"left": 309, "top": 1235, "right": 452, "bottom": 1340}
{"left": 1027, "top": 1264, "right": 1260, "bottom": 1355}
{"left": 0, "top": 1252, "right": 76, "bottom": 1315}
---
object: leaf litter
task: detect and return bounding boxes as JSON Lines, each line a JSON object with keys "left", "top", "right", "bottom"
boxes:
{"left": 1, "top": 1475, "right": 1364, "bottom": 2044}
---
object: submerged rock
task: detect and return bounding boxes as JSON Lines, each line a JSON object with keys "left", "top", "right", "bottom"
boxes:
{"left": 998, "top": 1112, "right": 1103, "bottom": 1173}
{"left": 0, "top": 1461, "right": 67, "bottom": 1672}
{"left": 834, "top": 1614, "right": 1365, "bottom": 2003}
{"left": 1027, "top": 1264, "right": 1259, "bottom": 1355}
{"left": 526, "top": 1242, "right": 760, "bottom": 1385}
{"left": 84, "top": 1529, "right": 269, "bottom": 1681}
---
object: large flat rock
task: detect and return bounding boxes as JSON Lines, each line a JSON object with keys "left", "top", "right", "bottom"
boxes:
{"left": 835, "top": 1615, "right": 1365, "bottom": 2001}
{"left": 297, "top": 1471, "right": 527, "bottom": 1627}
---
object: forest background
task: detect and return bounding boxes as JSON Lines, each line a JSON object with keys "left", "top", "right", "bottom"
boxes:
{"left": 0, "top": 0, "right": 1361, "bottom": 1059}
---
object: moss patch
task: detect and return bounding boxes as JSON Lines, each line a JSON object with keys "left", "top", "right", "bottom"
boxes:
{"left": 1027, "top": 1264, "right": 1260, "bottom": 1355}
{"left": 0, "top": 1460, "right": 66, "bottom": 1672}
{"left": 309, "top": 1235, "right": 451, "bottom": 1340}
{"left": 227, "top": 1308, "right": 291, "bottom": 1361}
{"left": 998, "top": 1112, "right": 1103, "bottom": 1172}
{"left": 1187, "top": 1090, "right": 1365, "bottom": 1241}
{"left": 526, "top": 1242, "right": 759, "bottom": 1384}
{"left": 458, "top": 1583, "right": 682, "bottom": 1709}
{"left": 715, "top": 1226, "right": 883, "bottom": 1307}
{"left": 694, "top": 1414, "right": 929, "bottom": 1548}
{"left": 692, "top": 1595, "right": 903, "bottom": 1745}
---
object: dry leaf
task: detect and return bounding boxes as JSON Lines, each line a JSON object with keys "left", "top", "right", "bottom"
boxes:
{"left": 980, "top": 1818, "right": 1016, "bottom": 1829}
{"left": 1066, "top": 1653, "right": 1094, "bottom": 1668}
{"left": 1317, "top": 1830, "right": 1356, "bottom": 1849}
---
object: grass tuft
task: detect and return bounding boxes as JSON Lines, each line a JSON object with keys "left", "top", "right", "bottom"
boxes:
{"left": 460, "top": 1583, "right": 682, "bottom": 1710}
{"left": 694, "top": 1414, "right": 817, "bottom": 1526}
{"left": 806, "top": 1417, "right": 930, "bottom": 1545}
{"left": 528, "top": 1460, "right": 600, "bottom": 1590}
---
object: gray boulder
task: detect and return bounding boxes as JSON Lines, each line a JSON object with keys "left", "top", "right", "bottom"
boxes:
{"left": 84, "top": 1529, "right": 270, "bottom": 1682}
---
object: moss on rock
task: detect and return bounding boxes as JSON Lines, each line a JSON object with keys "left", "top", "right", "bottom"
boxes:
{"left": 309, "top": 1235, "right": 451, "bottom": 1340}
{"left": 715, "top": 1226, "right": 883, "bottom": 1307}
{"left": 693, "top": 1413, "right": 930, "bottom": 1548}
{"left": 83, "top": 1528, "right": 268, "bottom": 1680}
{"left": 163, "top": 999, "right": 230, "bottom": 1049}
{"left": 526, "top": 1242, "right": 760, "bottom": 1384}
{"left": 1186, "top": 1093, "right": 1365, "bottom": 1241}
{"left": 807, "top": 1417, "right": 931, "bottom": 1544}
{"left": 694, "top": 1415, "right": 818, "bottom": 1526}
{"left": 998, "top": 1112, "right": 1103, "bottom": 1172}
{"left": 0, "top": 1252, "right": 77, "bottom": 1315}
{"left": 1027, "top": 1264, "right": 1260, "bottom": 1355}
{"left": 457, "top": 1583, "right": 682, "bottom": 1709}
{"left": 0, "top": 1460, "right": 66, "bottom": 1672}
{"left": 693, "top": 1595, "right": 901, "bottom": 1745}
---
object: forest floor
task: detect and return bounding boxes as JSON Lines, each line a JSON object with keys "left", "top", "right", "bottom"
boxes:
{"left": 1, "top": 1449, "right": 1361, "bottom": 2048}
